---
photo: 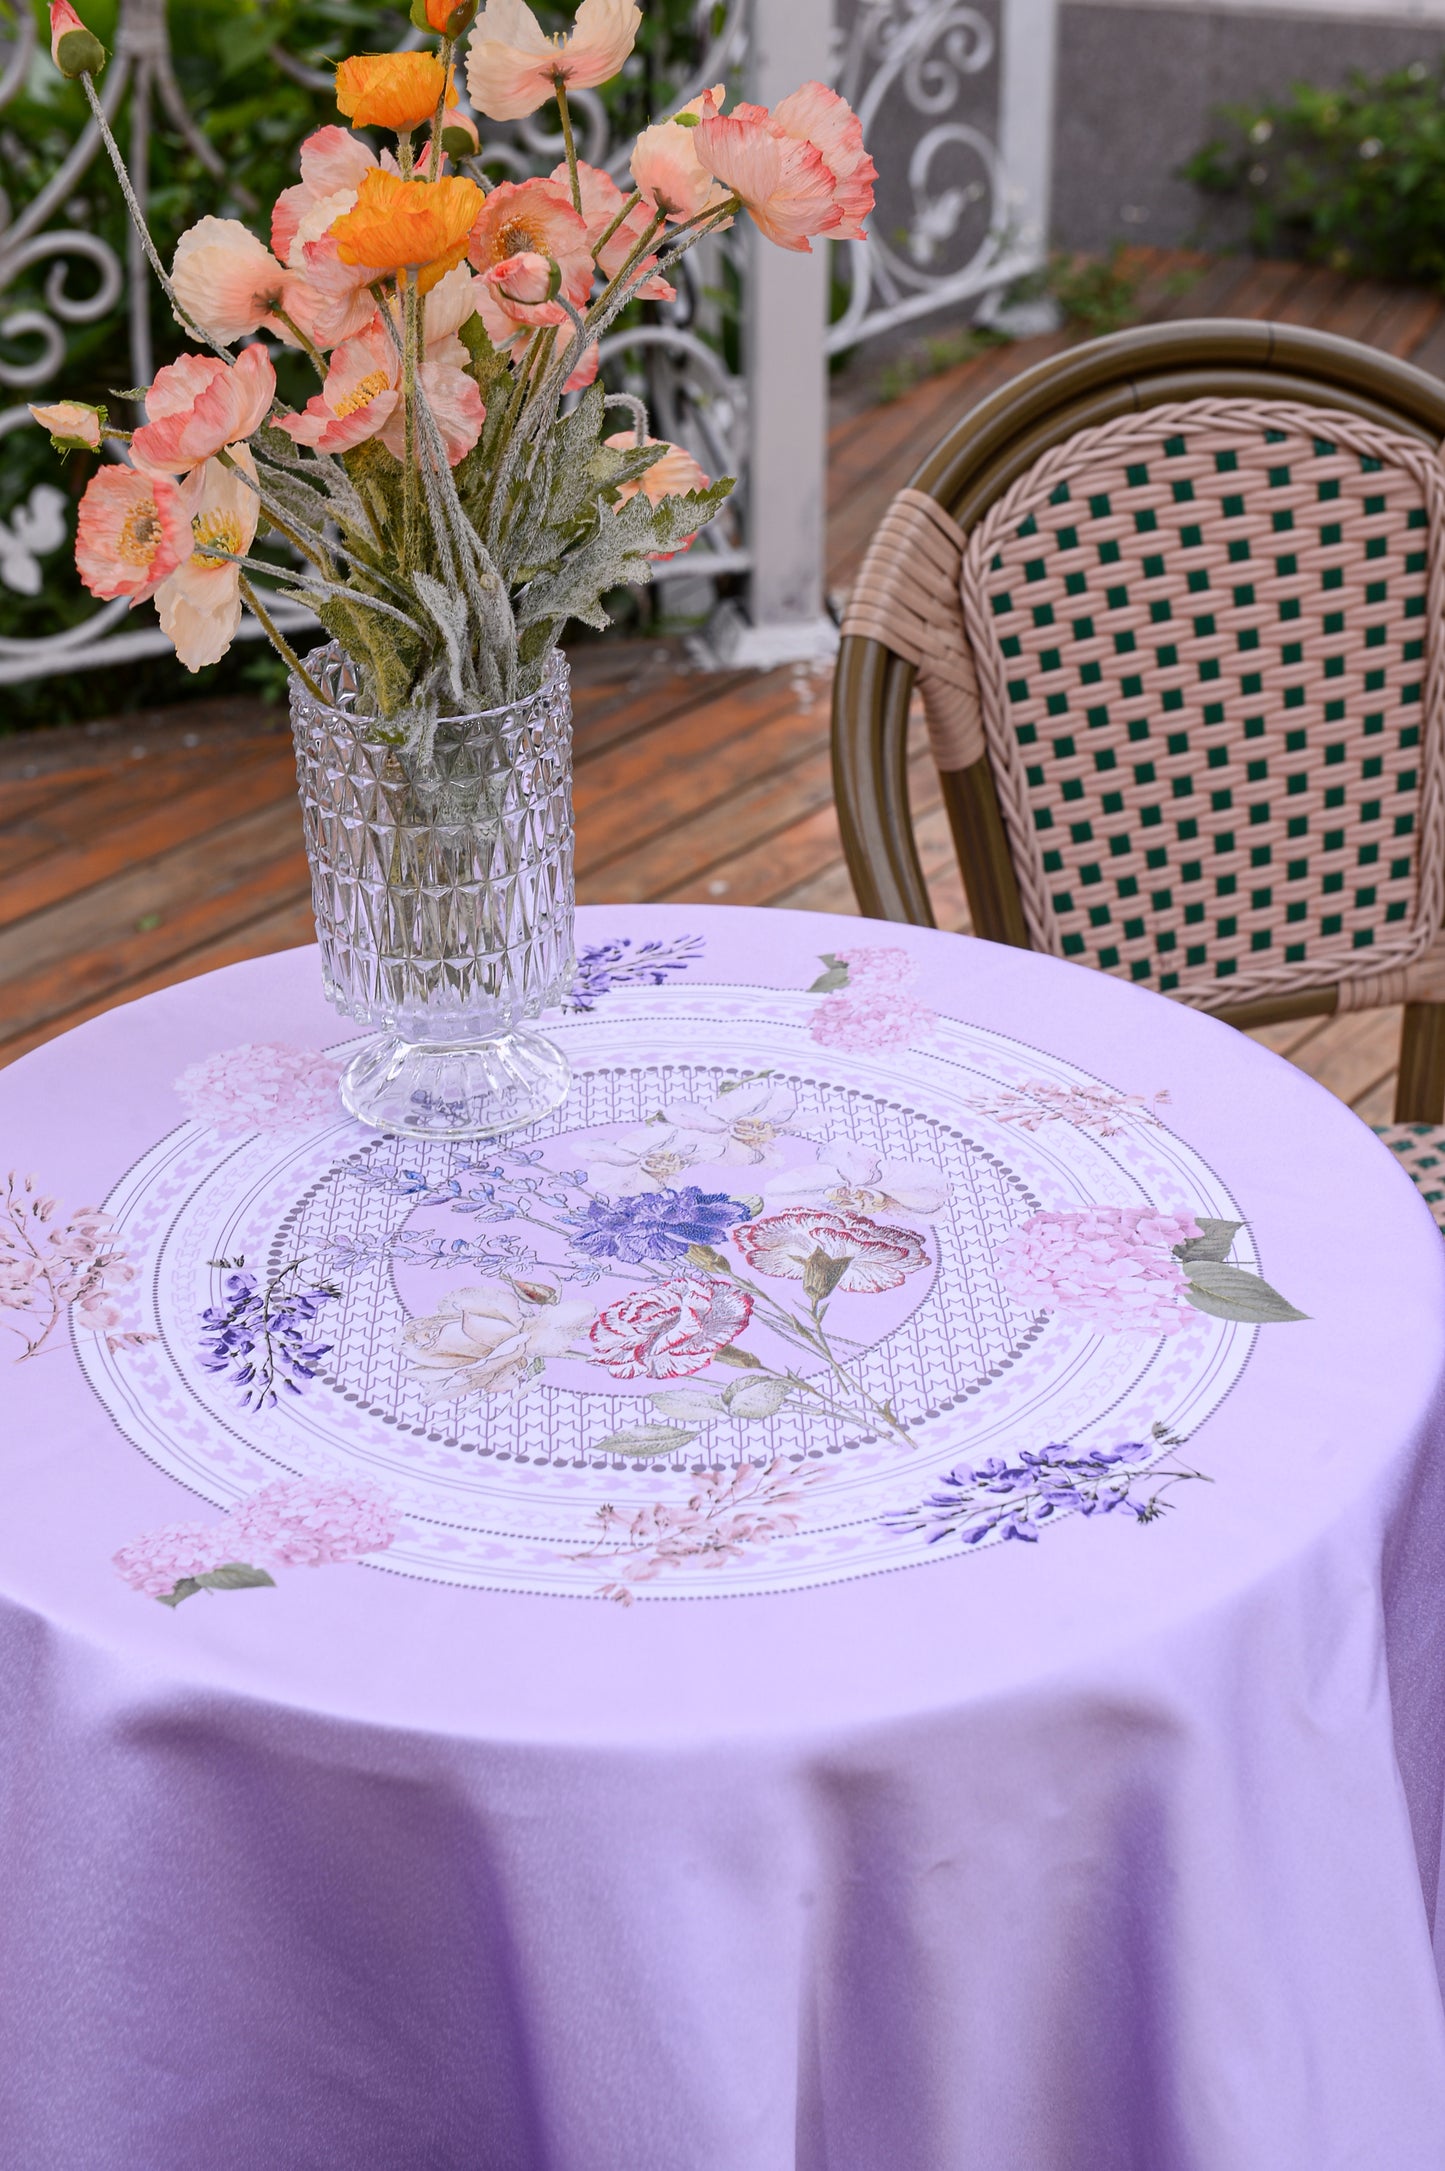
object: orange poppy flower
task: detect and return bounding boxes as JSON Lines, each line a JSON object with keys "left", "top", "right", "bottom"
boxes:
{"left": 335, "top": 52, "right": 459, "bottom": 134}
{"left": 330, "top": 168, "right": 483, "bottom": 292}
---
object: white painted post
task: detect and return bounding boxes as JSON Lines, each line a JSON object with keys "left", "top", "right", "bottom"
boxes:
{"left": 722, "top": 0, "right": 837, "bottom": 667}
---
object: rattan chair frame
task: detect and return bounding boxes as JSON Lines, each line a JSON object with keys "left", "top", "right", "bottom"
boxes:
{"left": 831, "top": 319, "right": 1445, "bottom": 1119}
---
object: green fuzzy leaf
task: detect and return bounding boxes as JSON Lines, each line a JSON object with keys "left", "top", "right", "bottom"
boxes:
{"left": 723, "top": 1376, "right": 796, "bottom": 1419}
{"left": 194, "top": 1561, "right": 278, "bottom": 1592}
{"left": 594, "top": 1424, "right": 698, "bottom": 1459}
{"left": 1183, "top": 1260, "right": 1308, "bottom": 1323}
{"left": 156, "top": 1577, "right": 203, "bottom": 1608}
{"left": 809, "top": 953, "right": 850, "bottom": 993}
{"left": 1174, "top": 1217, "right": 1244, "bottom": 1264}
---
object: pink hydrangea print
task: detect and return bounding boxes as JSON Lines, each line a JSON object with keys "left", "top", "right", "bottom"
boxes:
{"left": 809, "top": 947, "right": 935, "bottom": 1054}
{"left": 996, "top": 1207, "right": 1203, "bottom": 1335}
{"left": 115, "top": 1475, "right": 403, "bottom": 1605}
{"left": 174, "top": 1043, "right": 342, "bottom": 1135}
{"left": 735, "top": 1207, "right": 930, "bottom": 1293}
{"left": 589, "top": 1274, "right": 754, "bottom": 1380}
{"left": 113, "top": 1519, "right": 227, "bottom": 1598}
{"left": 229, "top": 1475, "right": 403, "bottom": 1567}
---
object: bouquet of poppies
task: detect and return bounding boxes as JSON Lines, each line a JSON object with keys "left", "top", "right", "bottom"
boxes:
{"left": 32, "top": 0, "right": 874, "bottom": 743}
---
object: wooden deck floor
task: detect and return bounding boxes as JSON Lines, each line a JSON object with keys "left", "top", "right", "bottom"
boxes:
{"left": 1, "top": 246, "right": 1435, "bottom": 1119}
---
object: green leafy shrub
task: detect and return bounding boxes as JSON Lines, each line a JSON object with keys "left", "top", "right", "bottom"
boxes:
{"left": 1182, "top": 56, "right": 1445, "bottom": 285}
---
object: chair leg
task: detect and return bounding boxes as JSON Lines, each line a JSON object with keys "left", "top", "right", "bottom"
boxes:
{"left": 1395, "top": 1001, "right": 1445, "bottom": 1122}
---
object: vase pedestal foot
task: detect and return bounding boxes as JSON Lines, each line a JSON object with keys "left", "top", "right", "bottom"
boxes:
{"left": 340, "top": 1028, "right": 571, "bottom": 1140}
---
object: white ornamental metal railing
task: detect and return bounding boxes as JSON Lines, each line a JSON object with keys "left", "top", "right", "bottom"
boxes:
{"left": 0, "top": 0, "right": 1055, "bottom": 684}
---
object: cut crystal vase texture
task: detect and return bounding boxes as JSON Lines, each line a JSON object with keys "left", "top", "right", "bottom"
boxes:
{"left": 290, "top": 644, "right": 576, "bottom": 1138}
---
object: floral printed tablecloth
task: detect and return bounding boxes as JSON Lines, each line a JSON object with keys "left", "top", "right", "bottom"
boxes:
{"left": 3, "top": 903, "right": 1445, "bottom": 2170}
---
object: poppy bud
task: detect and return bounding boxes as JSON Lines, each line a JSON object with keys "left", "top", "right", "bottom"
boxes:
{"left": 49, "top": 0, "right": 106, "bottom": 78}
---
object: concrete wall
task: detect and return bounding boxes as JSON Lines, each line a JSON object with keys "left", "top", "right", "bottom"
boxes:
{"left": 1050, "top": 0, "right": 1445, "bottom": 254}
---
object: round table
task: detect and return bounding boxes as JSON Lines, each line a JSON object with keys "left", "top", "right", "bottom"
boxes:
{"left": 3, "top": 902, "right": 1445, "bottom": 2170}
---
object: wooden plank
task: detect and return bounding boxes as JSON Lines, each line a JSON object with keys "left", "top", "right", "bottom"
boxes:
{"left": 1151, "top": 254, "right": 1256, "bottom": 322}
{"left": 1373, "top": 290, "right": 1445, "bottom": 362}
{"left": 0, "top": 741, "right": 274, "bottom": 875}
{"left": 0, "top": 902, "right": 319, "bottom": 1067}
{"left": 0, "top": 745, "right": 299, "bottom": 927}
{"left": 1211, "top": 258, "right": 1313, "bottom": 320}
{"left": 0, "top": 801, "right": 310, "bottom": 1043}
{"left": 581, "top": 736, "right": 837, "bottom": 899}
{"left": 575, "top": 676, "right": 810, "bottom": 857}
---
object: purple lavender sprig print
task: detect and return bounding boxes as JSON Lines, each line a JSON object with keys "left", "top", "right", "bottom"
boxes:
{"left": 885, "top": 1423, "right": 1208, "bottom": 1548}
{"left": 199, "top": 1257, "right": 338, "bottom": 1410}
{"left": 567, "top": 935, "right": 705, "bottom": 1011}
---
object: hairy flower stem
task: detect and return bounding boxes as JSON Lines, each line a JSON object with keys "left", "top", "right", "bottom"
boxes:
{"left": 426, "top": 41, "right": 456, "bottom": 184}
{"left": 78, "top": 69, "right": 231, "bottom": 364}
{"left": 238, "top": 577, "right": 326, "bottom": 702}
{"left": 401, "top": 272, "right": 421, "bottom": 574}
{"left": 270, "top": 307, "right": 329, "bottom": 379}
{"left": 554, "top": 77, "right": 582, "bottom": 211}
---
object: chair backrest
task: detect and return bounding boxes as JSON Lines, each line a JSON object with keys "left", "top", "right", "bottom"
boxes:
{"left": 833, "top": 320, "right": 1445, "bottom": 1026}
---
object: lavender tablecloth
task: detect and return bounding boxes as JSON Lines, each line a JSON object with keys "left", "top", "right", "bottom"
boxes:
{"left": 3, "top": 902, "right": 1445, "bottom": 2169}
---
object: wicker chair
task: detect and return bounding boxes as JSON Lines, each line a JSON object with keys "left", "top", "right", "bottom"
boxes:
{"left": 832, "top": 319, "right": 1445, "bottom": 1227}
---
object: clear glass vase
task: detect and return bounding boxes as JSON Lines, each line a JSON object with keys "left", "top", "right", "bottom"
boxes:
{"left": 290, "top": 642, "right": 575, "bottom": 1140}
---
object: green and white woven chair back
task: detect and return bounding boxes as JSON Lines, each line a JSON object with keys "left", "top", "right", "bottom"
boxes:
{"left": 963, "top": 398, "right": 1445, "bottom": 1010}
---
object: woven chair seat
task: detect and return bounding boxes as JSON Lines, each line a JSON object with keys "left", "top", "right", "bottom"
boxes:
{"left": 1373, "top": 1121, "right": 1445, "bottom": 1231}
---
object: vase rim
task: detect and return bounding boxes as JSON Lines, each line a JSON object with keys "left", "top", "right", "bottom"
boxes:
{"left": 294, "top": 639, "right": 567, "bottom": 727}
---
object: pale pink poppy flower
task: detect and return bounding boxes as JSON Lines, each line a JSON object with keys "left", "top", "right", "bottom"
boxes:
{"left": 75, "top": 463, "right": 190, "bottom": 604}
{"left": 695, "top": 105, "right": 841, "bottom": 252}
{"left": 769, "top": 81, "right": 877, "bottom": 241}
{"left": 468, "top": 178, "right": 593, "bottom": 316}
{"left": 555, "top": 159, "right": 673, "bottom": 298}
{"left": 277, "top": 266, "right": 485, "bottom": 466}
{"left": 29, "top": 397, "right": 102, "bottom": 449}
{"left": 129, "top": 345, "right": 275, "bottom": 476}
{"left": 603, "top": 431, "right": 709, "bottom": 556}
{"left": 466, "top": 0, "right": 640, "bottom": 123}
{"left": 155, "top": 444, "right": 260, "bottom": 671}
{"left": 630, "top": 85, "right": 731, "bottom": 224}
{"left": 171, "top": 216, "right": 305, "bottom": 344}
{"left": 271, "top": 126, "right": 381, "bottom": 263}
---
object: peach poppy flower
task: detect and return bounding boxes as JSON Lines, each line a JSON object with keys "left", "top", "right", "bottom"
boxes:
{"left": 129, "top": 346, "right": 275, "bottom": 476}
{"left": 335, "top": 52, "right": 458, "bottom": 135}
{"left": 29, "top": 398, "right": 103, "bottom": 451}
{"left": 467, "top": 178, "right": 593, "bottom": 318}
{"left": 555, "top": 159, "right": 672, "bottom": 299}
{"left": 769, "top": 82, "right": 876, "bottom": 242}
{"left": 172, "top": 217, "right": 304, "bottom": 344}
{"left": 694, "top": 105, "right": 841, "bottom": 252}
{"left": 75, "top": 463, "right": 190, "bottom": 603}
{"left": 629, "top": 86, "right": 731, "bottom": 225}
{"left": 604, "top": 430, "right": 709, "bottom": 554}
{"left": 465, "top": 0, "right": 639, "bottom": 123}
{"left": 276, "top": 266, "right": 485, "bottom": 466}
{"left": 156, "top": 446, "right": 261, "bottom": 672}
{"left": 330, "top": 169, "right": 482, "bottom": 293}
{"left": 285, "top": 196, "right": 386, "bottom": 351}
{"left": 271, "top": 127, "right": 380, "bottom": 263}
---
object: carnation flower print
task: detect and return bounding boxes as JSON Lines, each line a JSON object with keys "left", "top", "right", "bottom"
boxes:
{"left": 115, "top": 1476, "right": 403, "bottom": 1607}
{"left": 1, "top": 1171, "right": 153, "bottom": 1360}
